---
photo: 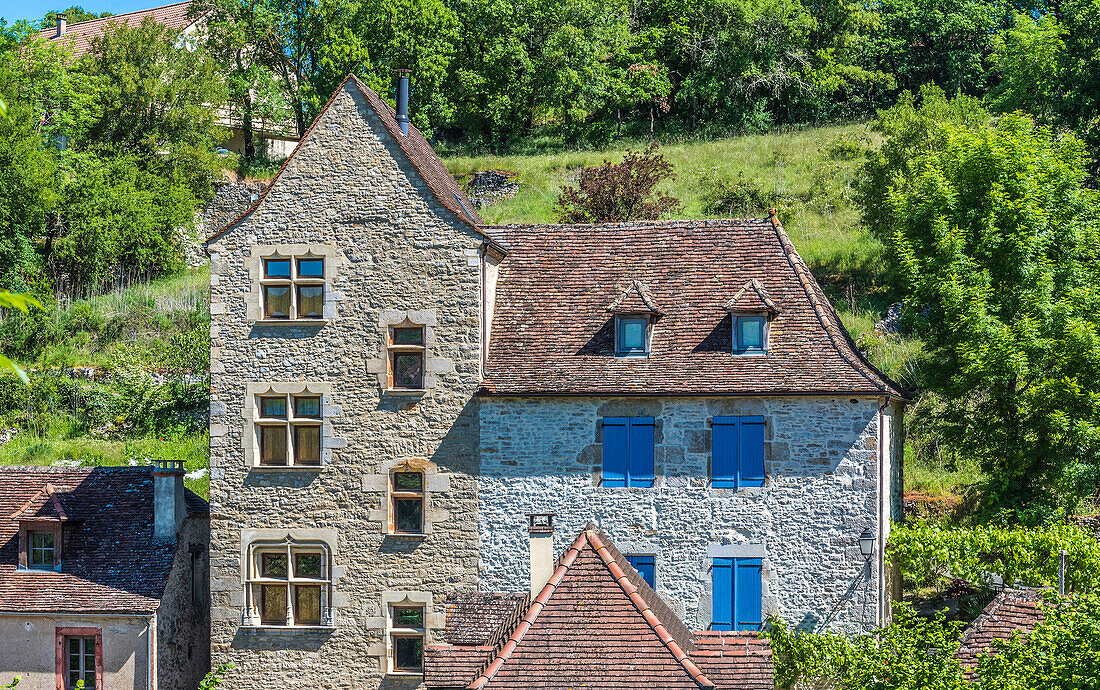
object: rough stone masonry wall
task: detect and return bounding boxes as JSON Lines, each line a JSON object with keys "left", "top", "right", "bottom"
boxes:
{"left": 478, "top": 396, "right": 885, "bottom": 634}
{"left": 157, "top": 515, "right": 211, "bottom": 690}
{"left": 207, "top": 82, "right": 485, "bottom": 689}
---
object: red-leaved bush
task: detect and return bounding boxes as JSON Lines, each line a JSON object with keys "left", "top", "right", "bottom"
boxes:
{"left": 554, "top": 143, "right": 681, "bottom": 223}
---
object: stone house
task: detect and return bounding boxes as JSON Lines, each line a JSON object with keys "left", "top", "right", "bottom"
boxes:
{"left": 205, "top": 72, "right": 906, "bottom": 688}
{"left": 34, "top": 1, "right": 298, "bottom": 158}
{"left": 0, "top": 463, "right": 210, "bottom": 690}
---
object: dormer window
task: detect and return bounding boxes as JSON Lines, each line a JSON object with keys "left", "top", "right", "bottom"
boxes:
{"left": 724, "top": 279, "right": 781, "bottom": 356}
{"left": 607, "top": 280, "right": 662, "bottom": 358}
{"left": 30, "top": 531, "right": 55, "bottom": 569}
{"left": 12, "top": 484, "right": 69, "bottom": 572}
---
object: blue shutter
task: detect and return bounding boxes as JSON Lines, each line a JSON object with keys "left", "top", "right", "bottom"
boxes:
{"left": 628, "top": 417, "right": 655, "bottom": 487}
{"left": 602, "top": 418, "right": 628, "bottom": 487}
{"left": 712, "top": 558, "right": 733, "bottom": 631}
{"left": 627, "top": 555, "right": 656, "bottom": 589}
{"left": 739, "top": 416, "right": 766, "bottom": 487}
{"left": 712, "top": 417, "right": 739, "bottom": 488}
{"left": 735, "top": 558, "right": 762, "bottom": 630}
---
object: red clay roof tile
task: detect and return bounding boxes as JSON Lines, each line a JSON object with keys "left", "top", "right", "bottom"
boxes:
{"left": 955, "top": 587, "right": 1046, "bottom": 675}
{"left": 33, "top": 1, "right": 199, "bottom": 58}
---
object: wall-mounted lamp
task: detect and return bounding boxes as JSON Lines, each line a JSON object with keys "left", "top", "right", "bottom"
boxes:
{"left": 859, "top": 528, "right": 875, "bottom": 559}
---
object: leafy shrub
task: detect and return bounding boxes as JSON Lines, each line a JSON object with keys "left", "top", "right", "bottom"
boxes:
{"left": 888, "top": 523, "right": 1100, "bottom": 593}
{"left": 554, "top": 142, "right": 681, "bottom": 223}
{"left": 701, "top": 172, "right": 783, "bottom": 217}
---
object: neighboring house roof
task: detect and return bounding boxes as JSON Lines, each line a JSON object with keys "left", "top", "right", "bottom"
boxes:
{"left": 33, "top": 1, "right": 199, "bottom": 58}
{"left": 482, "top": 215, "right": 907, "bottom": 397}
{"left": 956, "top": 588, "right": 1046, "bottom": 675}
{"left": 443, "top": 591, "right": 530, "bottom": 647}
{"left": 0, "top": 466, "right": 207, "bottom": 615}
{"left": 205, "top": 74, "right": 492, "bottom": 246}
{"left": 424, "top": 524, "right": 773, "bottom": 689}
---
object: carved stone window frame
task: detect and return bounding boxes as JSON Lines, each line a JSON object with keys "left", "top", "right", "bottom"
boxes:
{"left": 238, "top": 528, "right": 343, "bottom": 631}
{"left": 366, "top": 310, "right": 454, "bottom": 394}
{"left": 242, "top": 382, "right": 341, "bottom": 469}
{"left": 381, "top": 591, "right": 435, "bottom": 677}
{"left": 245, "top": 244, "right": 344, "bottom": 324}
{"left": 363, "top": 457, "right": 451, "bottom": 537}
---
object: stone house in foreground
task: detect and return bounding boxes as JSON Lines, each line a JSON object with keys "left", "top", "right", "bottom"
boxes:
{"left": 0, "top": 464, "right": 209, "bottom": 690}
{"left": 205, "top": 72, "right": 906, "bottom": 688}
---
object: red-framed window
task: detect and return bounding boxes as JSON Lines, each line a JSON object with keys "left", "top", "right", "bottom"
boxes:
{"left": 54, "top": 627, "right": 102, "bottom": 690}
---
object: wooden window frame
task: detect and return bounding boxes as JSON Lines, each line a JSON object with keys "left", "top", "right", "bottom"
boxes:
{"left": 390, "top": 471, "right": 425, "bottom": 536}
{"left": 259, "top": 255, "right": 325, "bottom": 321}
{"left": 387, "top": 604, "right": 426, "bottom": 675}
{"left": 387, "top": 325, "right": 426, "bottom": 391}
{"left": 55, "top": 627, "right": 102, "bottom": 690}
{"left": 614, "top": 315, "right": 651, "bottom": 357}
{"left": 733, "top": 314, "right": 769, "bottom": 354}
{"left": 254, "top": 393, "right": 323, "bottom": 467}
{"left": 244, "top": 540, "right": 333, "bottom": 628}
{"left": 19, "top": 521, "right": 62, "bottom": 571}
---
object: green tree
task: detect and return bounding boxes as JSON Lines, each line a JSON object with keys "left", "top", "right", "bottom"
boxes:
{"left": 868, "top": 94, "right": 1100, "bottom": 519}
{"left": 41, "top": 6, "right": 112, "bottom": 27}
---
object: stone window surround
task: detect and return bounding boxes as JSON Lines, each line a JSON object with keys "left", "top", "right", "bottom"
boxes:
{"left": 700, "top": 543, "right": 771, "bottom": 629}
{"left": 364, "top": 591, "right": 446, "bottom": 677}
{"left": 55, "top": 626, "right": 103, "bottom": 690}
{"left": 238, "top": 528, "right": 344, "bottom": 631}
{"left": 241, "top": 382, "right": 344, "bottom": 469}
{"left": 366, "top": 309, "right": 454, "bottom": 394}
{"left": 363, "top": 457, "right": 451, "bottom": 537}
{"left": 245, "top": 244, "right": 343, "bottom": 323}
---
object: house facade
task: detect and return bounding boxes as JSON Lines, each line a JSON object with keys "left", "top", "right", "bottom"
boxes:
{"left": 0, "top": 464, "right": 209, "bottom": 690}
{"left": 205, "top": 73, "right": 905, "bottom": 688}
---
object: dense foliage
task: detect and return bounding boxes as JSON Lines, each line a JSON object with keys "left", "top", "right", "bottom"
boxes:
{"left": 554, "top": 142, "right": 680, "bottom": 222}
{"left": 889, "top": 522, "right": 1100, "bottom": 593}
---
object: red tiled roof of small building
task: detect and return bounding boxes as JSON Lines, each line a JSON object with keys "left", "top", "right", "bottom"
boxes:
{"left": 443, "top": 591, "right": 530, "bottom": 647}
{"left": 482, "top": 214, "right": 906, "bottom": 397}
{"left": 33, "top": 1, "right": 199, "bottom": 58}
{"left": 0, "top": 466, "right": 207, "bottom": 615}
{"left": 10, "top": 483, "right": 71, "bottom": 521}
{"left": 955, "top": 587, "right": 1046, "bottom": 675}
{"left": 424, "top": 525, "right": 774, "bottom": 689}
{"left": 206, "top": 74, "right": 492, "bottom": 245}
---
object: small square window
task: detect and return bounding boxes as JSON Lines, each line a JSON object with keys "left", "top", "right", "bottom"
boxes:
{"left": 294, "top": 396, "right": 321, "bottom": 418}
{"left": 295, "top": 553, "right": 322, "bottom": 578}
{"left": 393, "top": 472, "right": 423, "bottom": 492}
{"left": 297, "top": 285, "right": 324, "bottom": 318}
{"left": 616, "top": 317, "right": 648, "bottom": 355}
{"left": 263, "top": 285, "right": 291, "bottom": 319}
{"left": 735, "top": 316, "right": 766, "bottom": 352}
{"left": 260, "top": 397, "right": 288, "bottom": 418}
{"left": 392, "top": 352, "right": 424, "bottom": 389}
{"left": 393, "top": 636, "right": 423, "bottom": 672}
{"left": 264, "top": 259, "right": 291, "bottom": 279}
{"left": 394, "top": 498, "right": 423, "bottom": 533}
{"left": 393, "top": 606, "right": 424, "bottom": 627}
{"left": 297, "top": 258, "right": 324, "bottom": 278}
{"left": 30, "top": 531, "right": 55, "bottom": 569}
{"left": 392, "top": 327, "right": 424, "bottom": 346}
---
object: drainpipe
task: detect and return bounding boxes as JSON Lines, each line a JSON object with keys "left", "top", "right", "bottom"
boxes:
{"left": 394, "top": 69, "right": 411, "bottom": 136}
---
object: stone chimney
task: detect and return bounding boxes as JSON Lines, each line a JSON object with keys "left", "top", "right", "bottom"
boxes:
{"left": 394, "top": 69, "right": 411, "bottom": 136}
{"left": 153, "top": 459, "right": 186, "bottom": 540}
{"left": 56, "top": 14, "right": 66, "bottom": 37}
{"left": 528, "top": 513, "right": 555, "bottom": 596}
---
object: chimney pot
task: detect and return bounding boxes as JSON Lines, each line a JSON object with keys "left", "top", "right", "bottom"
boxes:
{"left": 56, "top": 13, "right": 67, "bottom": 38}
{"left": 394, "top": 69, "right": 411, "bottom": 136}
{"left": 528, "top": 513, "right": 555, "bottom": 595}
{"left": 153, "top": 459, "right": 186, "bottom": 541}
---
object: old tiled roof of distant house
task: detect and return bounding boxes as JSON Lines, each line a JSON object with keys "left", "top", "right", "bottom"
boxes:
{"left": 481, "top": 215, "right": 906, "bottom": 397}
{"left": 33, "top": 1, "right": 199, "bottom": 58}
{"left": 955, "top": 587, "right": 1046, "bottom": 675}
{"left": 424, "top": 525, "right": 773, "bottom": 689}
{"left": 0, "top": 466, "right": 207, "bottom": 615}
{"left": 206, "top": 74, "right": 490, "bottom": 245}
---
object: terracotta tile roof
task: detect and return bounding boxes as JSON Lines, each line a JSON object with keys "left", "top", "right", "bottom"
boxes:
{"left": 0, "top": 466, "right": 207, "bottom": 615}
{"left": 956, "top": 588, "right": 1046, "bottom": 675}
{"left": 33, "top": 1, "right": 199, "bottom": 58}
{"left": 425, "top": 525, "right": 774, "bottom": 689}
{"left": 482, "top": 214, "right": 907, "bottom": 397}
{"left": 443, "top": 592, "right": 530, "bottom": 647}
{"left": 724, "top": 278, "right": 781, "bottom": 313}
{"left": 205, "top": 74, "right": 495, "bottom": 246}
{"left": 691, "top": 632, "right": 775, "bottom": 689}
{"left": 608, "top": 280, "right": 663, "bottom": 315}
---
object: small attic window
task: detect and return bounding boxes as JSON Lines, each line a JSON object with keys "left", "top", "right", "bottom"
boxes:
{"left": 725, "top": 279, "right": 780, "bottom": 357}
{"left": 735, "top": 316, "right": 766, "bottom": 353}
{"left": 616, "top": 316, "right": 650, "bottom": 356}
{"left": 607, "top": 280, "right": 662, "bottom": 358}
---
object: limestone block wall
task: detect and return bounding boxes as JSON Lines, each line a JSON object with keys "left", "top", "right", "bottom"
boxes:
{"left": 478, "top": 396, "right": 889, "bottom": 634}
{"left": 157, "top": 515, "right": 211, "bottom": 690}
{"left": 207, "top": 81, "right": 485, "bottom": 689}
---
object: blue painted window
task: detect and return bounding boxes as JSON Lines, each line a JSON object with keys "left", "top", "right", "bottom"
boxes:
{"left": 712, "top": 416, "right": 765, "bottom": 488}
{"left": 735, "top": 316, "right": 766, "bottom": 353}
{"left": 626, "top": 554, "right": 656, "bottom": 589}
{"left": 712, "top": 557, "right": 762, "bottom": 631}
{"left": 602, "top": 417, "right": 655, "bottom": 487}
{"left": 617, "top": 317, "right": 649, "bottom": 355}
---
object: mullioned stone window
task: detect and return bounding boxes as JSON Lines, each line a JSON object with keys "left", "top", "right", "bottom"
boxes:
{"left": 239, "top": 528, "right": 343, "bottom": 630}
{"left": 244, "top": 244, "right": 344, "bottom": 323}
{"left": 241, "top": 382, "right": 344, "bottom": 469}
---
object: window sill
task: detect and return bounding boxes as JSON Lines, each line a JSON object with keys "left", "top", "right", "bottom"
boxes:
{"left": 384, "top": 532, "right": 430, "bottom": 539}
{"left": 386, "top": 671, "right": 425, "bottom": 678}
{"left": 16, "top": 565, "right": 62, "bottom": 573}
{"left": 250, "top": 465, "right": 324, "bottom": 471}
{"left": 383, "top": 388, "right": 428, "bottom": 396}
{"left": 614, "top": 352, "right": 649, "bottom": 359}
{"left": 240, "top": 624, "right": 337, "bottom": 632}
{"left": 732, "top": 351, "right": 768, "bottom": 357}
{"left": 255, "top": 319, "right": 330, "bottom": 326}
